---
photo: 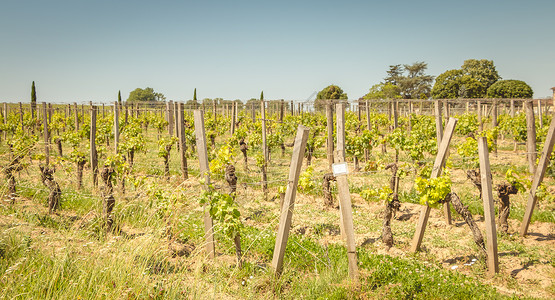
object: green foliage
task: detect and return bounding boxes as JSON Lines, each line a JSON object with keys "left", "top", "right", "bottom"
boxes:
{"left": 198, "top": 184, "right": 242, "bottom": 238}
{"left": 297, "top": 166, "right": 318, "bottom": 195}
{"left": 157, "top": 136, "right": 178, "bottom": 158}
{"left": 415, "top": 174, "right": 452, "bottom": 208}
{"left": 461, "top": 59, "right": 500, "bottom": 92}
{"left": 363, "top": 83, "right": 401, "bottom": 99}
{"left": 209, "top": 144, "right": 233, "bottom": 178}
{"left": 119, "top": 119, "right": 146, "bottom": 154}
{"left": 505, "top": 167, "right": 527, "bottom": 193}
{"left": 486, "top": 79, "right": 533, "bottom": 98}
{"left": 431, "top": 69, "right": 485, "bottom": 99}
{"left": 126, "top": 87, "right": 165, "bottom": 102}
{"left": 31, "top": 81, "right": 37, "bottom": 109}
{"left": 315, "top": 84, "right": 347, "bottom": 110}
{"left": 385, "top": 62, "right": 434, "bottom": 99}
{"left": 456, "top": 113, "right": 479, "bottom": 136}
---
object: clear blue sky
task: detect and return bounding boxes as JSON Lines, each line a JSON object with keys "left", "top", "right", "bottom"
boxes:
{"left": 1, "top": 0, "right": 554, "bottom": 103}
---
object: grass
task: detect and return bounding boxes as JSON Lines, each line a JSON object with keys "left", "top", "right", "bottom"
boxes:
{"left": 1, "top": 111, "right": 554, "bottom": 299}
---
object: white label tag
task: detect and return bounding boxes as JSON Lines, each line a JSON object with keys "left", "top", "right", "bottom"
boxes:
{"left": 332, "top": 162, "right": 348, "bottom": 176}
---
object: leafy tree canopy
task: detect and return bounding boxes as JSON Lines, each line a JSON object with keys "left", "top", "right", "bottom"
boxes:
{"left": 486, "top": 80, "right": 533, "bottom": 98}
{"left": 315, "top": 84, "right": 348, "bottom": 110}
{"left": 431, "top": 59, "right": 500, "bottom": 99}
{"left": 461, "top": 59, "right": 500, "bottom": 91}
{"left": 127, "top": 87, "right": 165, "bottom": 102}
{"left": 384, "top": 62, "right": 434, "bottom": 99}
{"left": 431, "top": 69, "right": 485, "bottom": 99}
{"left": 363, "top": 83, "right": 401, "bottom": 100}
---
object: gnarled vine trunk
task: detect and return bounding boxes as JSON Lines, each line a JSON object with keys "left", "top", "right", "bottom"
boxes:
{"left": 55, "top": 138, "right": 63, "bottom": 156}
{"left": 76, "top": 160, "right": 85, "bottom": 190}
{"left": 225, "top": 164, "right": 241, "bottom": 267}
{"left": 382, "top": 163, "right": 401, "bottom": 248}
{"left": 322, "top": 173, "right": 336, "bottom": 208}
{"left": 101, "top": 166, "right": 116, "bottom": 230}
{"left": 39, "top": 165, "right": 62, "bottom": 214}
{"left": 444, "top": 193, "right": 487, "bottom": 256}
{"left": 4, "top": 156, "right": 23, "bottom": 203}
{"left": 239, "top": 139, "right": 248, "bottom": 171}
{"left": 496, "top": 183, "right": 518, "bottom": 233}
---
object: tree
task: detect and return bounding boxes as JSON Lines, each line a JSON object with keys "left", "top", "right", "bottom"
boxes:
{"left": 383, "top": 62, "right": 434, "bottom": 99}
{"left": 118, "top": 90, "right": 122, "bottom": 106}
{"left": 431, "top": 59, "right": 501, "bottom": 99}
{"left": 314, "top": 84, "right": 347, "bottom": 110}
{"left": 260, "top": 91, "right": 264, "bottom": 101}
{"left": 31, "top": 81, "right": 37, "bottom": 117}
{"left": 363, "top": 83, "right": 401, "bottom": 100}
{"left": 193, "top": 88, "right": 197, "bottom": 101}
{"left": 126, "top": 87, "right": 164, "bottom": 102}
{"left": 398, "top": 62, "right": 434, "bottom": 99}
{"left": 384, "top": 65, "right": 403, "bottom": 86}
{"left": 431, "top": 69, "right": 484, "bottom": 99}
{"left": 487, "top": 80, "right": 533, "bottom": 98}
{"left": 461, "top": 59, "right": 500, "bottom": 92}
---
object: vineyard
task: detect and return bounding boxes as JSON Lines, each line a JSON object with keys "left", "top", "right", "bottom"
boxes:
{"left": 1, "top": 98, "right": 555, "bottom": 299}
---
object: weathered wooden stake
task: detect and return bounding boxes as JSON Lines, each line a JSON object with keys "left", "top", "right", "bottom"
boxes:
{"left": 114, "top": 102, "right": 119, "bottom": 154}
{"left": 477, "top": 100, "right": 483, "bottom": 132}
{"left": 178, "top": 103, "right": 188, "bottom": 179}
{"left": 326, "top": 103, "right": 334, "bottom": 171}
{"left": 434, "top": 100, "right": 452, "bottom": 225}
{"left": 520, "top": 117, "right": 555, "bottom": 236}
{"left": 477, "top": 137, "right": 499, "bottom": 275}
{"left": 335, "top": 102, "right": 358, "bottom": 279}
{"left": 194, "top": 109, "right": 216, "bottom": 258}
{"left": 261, "top": 99, "right": 269, "bottom": 199}
{"left": 90, "top": 106, "right": 98, "bottom": 187}
{"left": 42, "top": 103, "right": 50, "bottom": 166}
{"left": 411, "top": 118, "right": 458, "bottom": 252}
{"left": 271, "top": 125, "right": 309, "bottom": 275}
{"left": 230, "top": 102, "right": 236, "bottom": 135}
{"left": 525, "top": 100, "right": 537, "bottom": 174}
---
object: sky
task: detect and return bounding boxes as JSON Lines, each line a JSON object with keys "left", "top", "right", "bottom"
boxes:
{"left": 1, "top": 0, "right": 554, "bottom": 103}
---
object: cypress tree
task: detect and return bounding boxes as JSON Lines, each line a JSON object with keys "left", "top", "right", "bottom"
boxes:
{"left": 260, "top": 91, "right": 264, "bottom": 100}
{"left": 31, "top": 81, "right": 37, "bottom": 118}
{"left": 118, "top": 90, "right": 122, "bottom": 106}
{"left": 193, "top": 88, "right": 197, "bottom": 101}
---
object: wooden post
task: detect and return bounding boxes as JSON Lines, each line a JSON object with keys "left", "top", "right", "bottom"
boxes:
{"left": 477, "top": 137, "right": 499, "bottom": 275}
{"left": 271, "top": 125, "right": 310, "bottom": 275}
{"left": 326, "top": 103, "right": 334, "bottom": 171}
{"left": 492, "top": 100, "right": 498, "bottom": 155}
{"left": 538, "top": 100, "right": 543, "bottom": 128}
{"left": 525, "top": 101, "right": 537, "bottom": 174}
{"left": 261, "top": 100, "right": 269, "bottom": 199}
{"left": 193, "top": 110, "right": 216, "bottom": 258}
{"left": 19, "top": 103, "right": 23, "bottom": 131}
{"left": 335, "top": 102, "right": 358, "bottom": 279}
{"left": 279, "top": 100, "right": 284, "bottom": 123}
{"left": 434, "top": 100, "right": 452, "bottom": 225}
{"left": 477, "top": 100, "right": 483, "bottom": 132}
{"left": 510, "top": 99, "right": 515, "bottom": 117}
{"left": 90, "top": 106, "right": 98, "bottom": 187}
{"left": 114, "top": 102, "right": 119, "bottom": 154}
{"left": 42, "top": 103, "right": 50, "bottom": 166}
{"left": 434, "top": 100, "right": 443, "bottom": 144}
{"left": 411, "top": 118, "right": 458, "bottom": 252}
{"left": 167, "top": 101, "right": 174, "bottom": 136}
{"left": 174, "top": 101, "right": 179, "bottom": 137}
{"left": 520, "top": 117, "right": 555, "bottom": 236}
{"left": 213, "top": 101, "right": 217, "bottom": 123}
{"left": 230, "top": 102, "right": 236, "bottom": 135}
{"left": 179, "top": 103, "right": 188, "bottom": 179}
